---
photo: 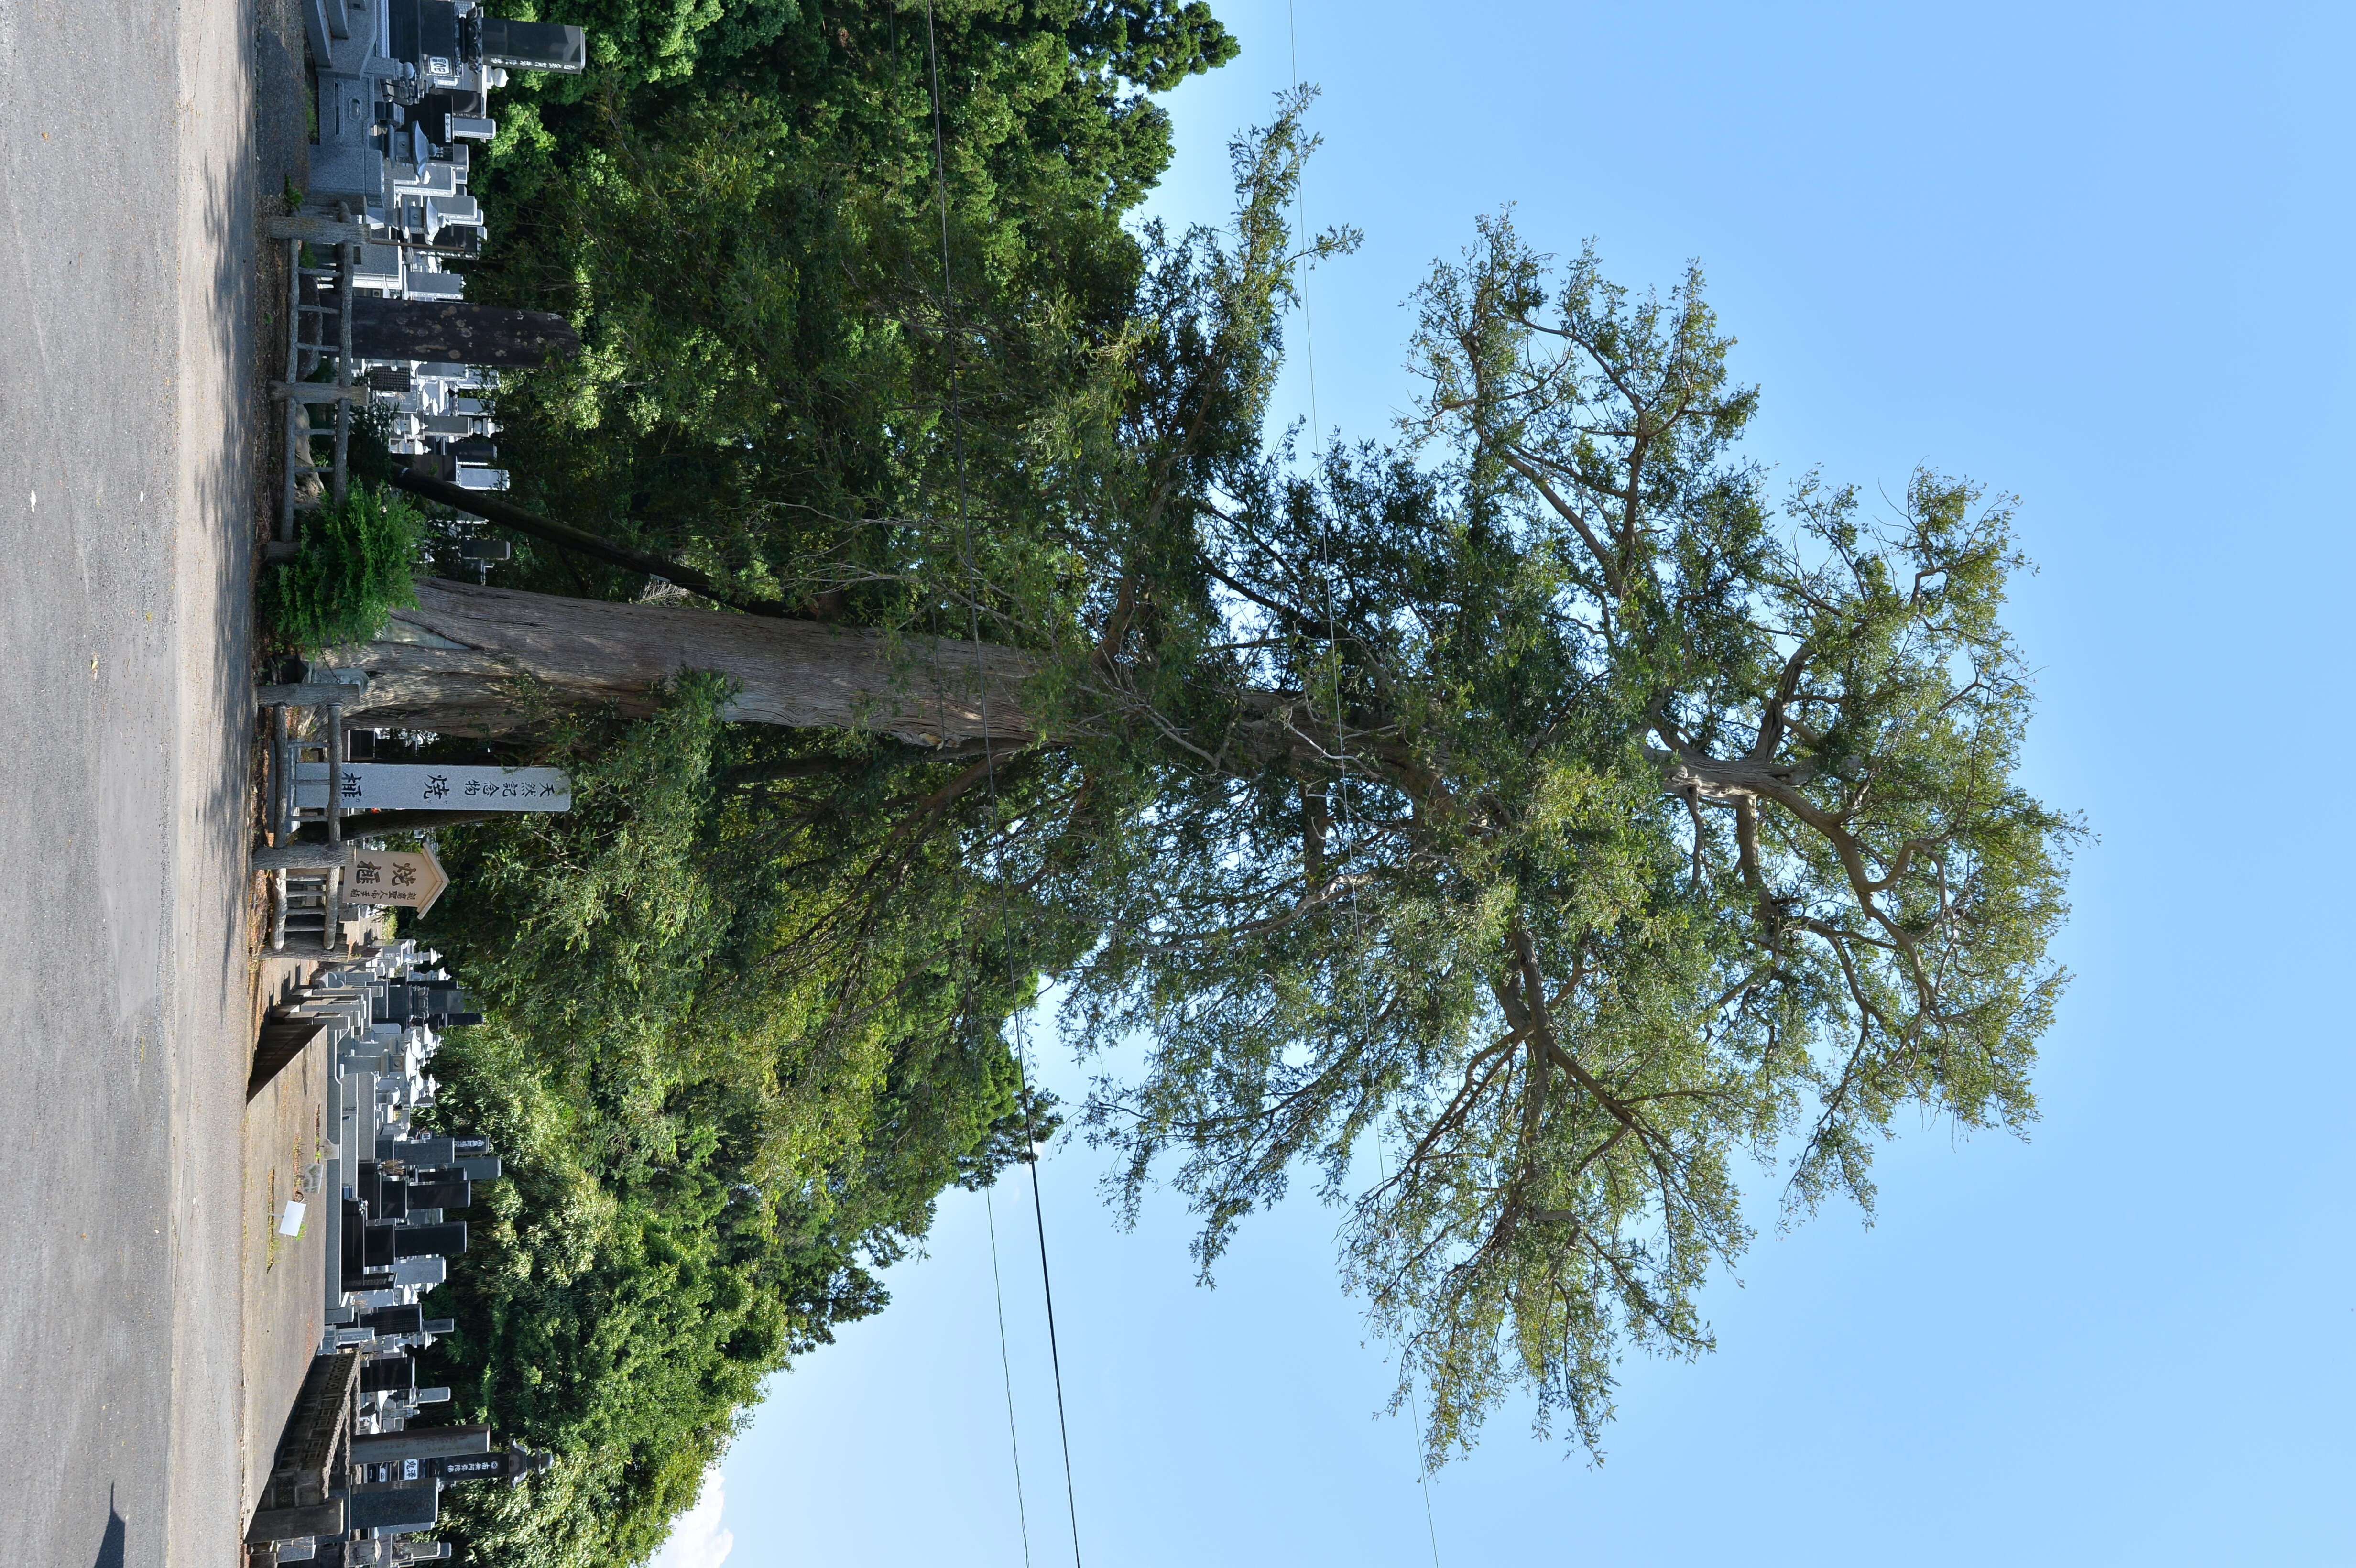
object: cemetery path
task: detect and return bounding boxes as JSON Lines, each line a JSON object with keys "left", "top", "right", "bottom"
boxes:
{"left": 0, "top": 0, "right": 269, "bottom": 1560}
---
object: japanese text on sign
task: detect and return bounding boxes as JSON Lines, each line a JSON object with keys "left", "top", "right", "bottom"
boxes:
{"left": 294, "top": 763, "right": 572, "bottom": 813}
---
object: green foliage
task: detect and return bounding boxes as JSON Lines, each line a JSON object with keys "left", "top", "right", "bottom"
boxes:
{"left": 382, "top": 0, "right": 2072, "bottom": 1509}
{"left": 343, "top": 402, "right": 404, "bottom": 490}
{"left": 513, "top": 116, "right": 2069, "bottom": 1466}
{"left": 466, "top": 0, "right": 1233, "bottom": 622}
{"left": 414, "top": 678, "right": 1064, "bottom": 1567}
{"left": 483, "top": 0, "right": 1235, "bottom": 194}
{"left": 1002, "top": 204, "right": 2080, "bottom": 1462}
{"left": 384, "top": 5, "right": 1236, "bottom": 1560}
{"left": 257, "top": 483, "right": 424, "bottom": 651}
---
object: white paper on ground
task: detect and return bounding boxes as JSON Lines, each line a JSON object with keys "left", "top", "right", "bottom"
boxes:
{"left": 278, "top": 1200, "right": 307, "bottom": 1237}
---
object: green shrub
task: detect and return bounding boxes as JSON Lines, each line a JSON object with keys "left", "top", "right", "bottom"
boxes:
{"left": 345, "top": 402, "right": 402, "bottom": 488}
{"left": 416, "top": 680, "right": 1055, "bottom": 1568}
{"left": 259, "top": 483, "right": 425, "bottom": 651}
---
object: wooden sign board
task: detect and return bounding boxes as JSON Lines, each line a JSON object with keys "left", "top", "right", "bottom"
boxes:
{"left": 343, "top": 845, "right": 451, "bottom": 915}
{"left": 295, "top": 762, "right": 572, "bottom": 812}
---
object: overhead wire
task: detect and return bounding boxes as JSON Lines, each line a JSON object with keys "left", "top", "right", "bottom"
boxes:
{"left": 920, "top": 8, "right": 1085, "bottom": 1567}
{"left": 982, "top": 1185, "right": 1037, "bottom": 1567}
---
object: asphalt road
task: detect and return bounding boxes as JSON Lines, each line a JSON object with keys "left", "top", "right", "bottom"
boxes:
{"left": 0, "top": 0, "right": 267, "bottom": 1556}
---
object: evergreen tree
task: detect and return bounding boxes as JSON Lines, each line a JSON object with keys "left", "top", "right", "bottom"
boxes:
{"left": 384, "top": 116, "right": 2073, "bottom": 1471}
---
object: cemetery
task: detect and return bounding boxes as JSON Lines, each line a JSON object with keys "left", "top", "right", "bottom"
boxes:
{"left": 268, "top": 0, "right": 587, "bottom": 543}
{"left": 241, "top": 476, "right": 578, "bottom": 1557}
{"left": 241, "top": 936, "right": 551, "bottom": 1566}
{"left": 239, "top": 8, "right": 591, "bottom": 1559}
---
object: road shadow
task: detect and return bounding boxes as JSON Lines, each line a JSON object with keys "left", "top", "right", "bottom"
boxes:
{"left": 90, "top": 1485, "right": 125, "bottom": 1568}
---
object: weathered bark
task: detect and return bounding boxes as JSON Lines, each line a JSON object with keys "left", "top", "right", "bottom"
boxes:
{"left": 1647, "top": 747, "right": 1816, "bottom": 804}
{"left": 336, "top": 579, "right": 1041, "bottom": 745}
{"left": 324, "top": 585, "right": 1793, "bottom": 818}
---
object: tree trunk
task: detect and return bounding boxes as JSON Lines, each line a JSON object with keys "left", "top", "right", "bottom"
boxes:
{"left": 348, "top": 297, "right": 582, "bottom": 368}
{"left": 336, "top": 579, "right": 1040, "bottom": 745}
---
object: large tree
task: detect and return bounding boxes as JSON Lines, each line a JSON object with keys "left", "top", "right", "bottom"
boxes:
{"left": 369, "top": 113, "right": 2072, "bottom": 1463}
{"left": 1056, "top": 212, "right": 2077, "bottom": 1457}
{"left": 384, "top": 12, "right": 1243, "bottom": 1564}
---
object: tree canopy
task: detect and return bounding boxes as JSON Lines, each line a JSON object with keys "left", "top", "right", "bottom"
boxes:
{"left": 396, "top": 7, "right": 1231, "bottom": 1563}
{"left": 417, "top": 677, "right": 1056, "bottom": 1567}
{"left": 1039, "top": 210, "right": 2077, "bottom": 1457}
{"left": 383, "top": 15, "right": 2074, "bottom": 1553}
{"left": 469, "top": 0, "right": 1237, "bottom": 620}
{"left": 491, "top": 126, "right": 2071, "bottom": 1465}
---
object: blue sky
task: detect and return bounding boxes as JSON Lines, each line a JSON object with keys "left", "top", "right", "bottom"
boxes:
{"left": 665, "top": 4, "right": 2356, "bottom": 1563}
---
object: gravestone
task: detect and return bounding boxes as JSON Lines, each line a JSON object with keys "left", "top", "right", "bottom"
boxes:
{"left": 349, "top": 296, "right": 580, "bottom": 368}
{"left": 345, "top": 1484, "right": 439, "bottom": 1533}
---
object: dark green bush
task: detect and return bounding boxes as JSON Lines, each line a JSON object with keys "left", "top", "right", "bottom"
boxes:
{"left": 415, "top": 679, "right": 1058, "bottom": 1568}
{"left": 259, "top": 483, "right": 425, "bottom": 652}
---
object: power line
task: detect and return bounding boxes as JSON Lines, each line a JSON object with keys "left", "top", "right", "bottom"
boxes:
{"left": 1025, "top": 1133, "right": 1083, "bottom": 1568}
{"left": 1365, "top": 1149, "right": 1444, "bottom": 1568}
{"left": 1376, "top": 1148, "right": 1445, "bottom": 1568}
{"left": 983, "top": 1185, "right": 1036, "bottom": 1568}
{"left": 921, "top": 10, "right": 1085, "bottom": 1567}
{"left": 1414, "top": 1409, "right": 1442, "bottom": 1567}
